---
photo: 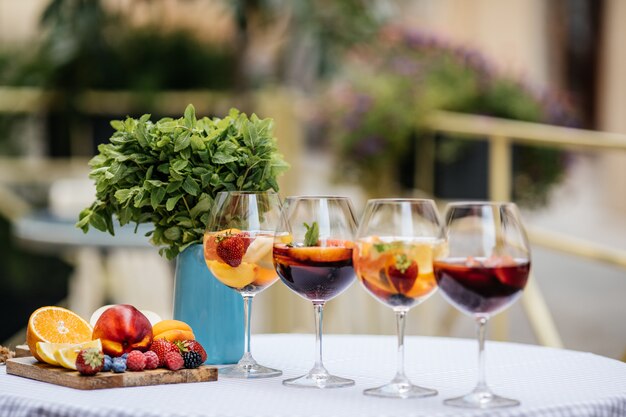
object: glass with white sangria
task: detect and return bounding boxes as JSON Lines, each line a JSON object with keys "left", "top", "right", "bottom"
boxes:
{"left": 203, "top": 191, "right": 283, "bottom": 379}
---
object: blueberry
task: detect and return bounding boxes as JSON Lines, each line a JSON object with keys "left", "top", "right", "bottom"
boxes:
{"left": 120, "top": 353, "right": 128, "bottom": 360}
{"left": 112, "top": 357, "right": 127, "bottom": 373}
{"left": 103, "top": 355, "right": 113, "bottom": 372}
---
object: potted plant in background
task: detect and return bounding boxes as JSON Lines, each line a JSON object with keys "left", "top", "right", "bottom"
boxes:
{"left": 321, "top": 27, "right": 577, "bottom": 205}
{"left": 77, "top": 104, "right": 289, "bottom": 364}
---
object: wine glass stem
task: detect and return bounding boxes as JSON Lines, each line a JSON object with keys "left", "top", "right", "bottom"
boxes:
{"left": 240, "top": 295, "right": 256, "bottom": 366}
{"left": 474, "top": 316, "right": 489, "bottom": 393}
{"left": 312, "top": 302, "right": 326, "bottom": 373}
{"left": 394, "top": 310, "right": 408, "bottom": 382}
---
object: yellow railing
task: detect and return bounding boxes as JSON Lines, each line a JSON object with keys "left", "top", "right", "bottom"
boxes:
{"left": 427, "top": 110, "right": 626, "bottom": 350}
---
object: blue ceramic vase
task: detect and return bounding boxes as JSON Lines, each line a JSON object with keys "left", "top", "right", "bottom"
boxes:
{"left": 173, "top": 244, "right": 244, "bottom": 364}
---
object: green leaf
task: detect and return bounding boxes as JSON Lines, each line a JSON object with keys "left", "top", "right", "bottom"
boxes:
{"left": 182, "top": 176, "right": 200, "bottom": 196}
{"left": 166, "top": 181, "right": 182, "bottom": 193}
{"left": 164, "top": 226, "right": 182, "bottom": 241}
{"left": 184, "top": 104, "right": 196, "bottom": 125}
{"left": 212, "top": 152, "right": 238, "bottom": 164}
{"left": 172, "top": 159, "right": 189, "bottom": 172}
{"left": 110, "top": 120, "right": 125, "bottom": 131}
{"left": 174, "top": 132, "right": 191, "bottom": 152}
{"left": 166, "top": 195, "right": 182, "bottom": 211}
{"left": 189, "top": 195, "right": 212, "bottom": 218}
{"left": 242, "top": 120, "right": 259, "bottom": 148}
{"left": 151, "top": 187, "right": 166, "bottom": 209}
{"left": 304, "top": 222, "right": 319, "bottom": 247}
{"left": 114, "top": 189, "right": 133, "bottom": 203}
{"left": 89, "top": 211, "right": 108, "bottom": 232}
{"left": 190, "top": 134, "right": 206, "bottom": 151}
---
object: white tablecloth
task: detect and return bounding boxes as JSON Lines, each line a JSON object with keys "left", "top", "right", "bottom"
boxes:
{"left": 1, "top": 334, "right": 625, "bottom": 417}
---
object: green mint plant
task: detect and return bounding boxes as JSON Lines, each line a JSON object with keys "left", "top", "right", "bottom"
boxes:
{"left": 77, "top": 104, "right": 289, "bottom": 259}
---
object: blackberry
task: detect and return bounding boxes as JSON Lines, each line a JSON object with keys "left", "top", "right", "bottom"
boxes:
{"left": 182, "top": 351, "right": 203, "bottom": 369}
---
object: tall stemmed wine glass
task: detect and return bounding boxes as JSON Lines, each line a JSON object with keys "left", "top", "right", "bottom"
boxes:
{"left": 203, "top": 191, "right": 282, "bottom": 378}
{"left": 434, "top": 202, "right": 531, "bottom": 408}
{"left": 273, "top": 196, "right": 358, "bottom": 388}
{"left": 353, "top": 199, "right": 446, "bottom": 398}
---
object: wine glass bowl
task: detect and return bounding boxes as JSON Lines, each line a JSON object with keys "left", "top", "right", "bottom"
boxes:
{"left": 353, "top": 199, "right": 446, "bottom": 399}
{"left": 203, "top": 191, "right": 283, "bottom": 378}
{"left": 434, "top": 202, "right": 531, "bottom": 408}
{"left": 273, "top": 196, "right": 358, "bottom": 388}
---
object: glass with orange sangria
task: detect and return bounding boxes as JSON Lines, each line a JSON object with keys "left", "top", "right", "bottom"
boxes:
{"left": 353, "top": 199, "right": 446, "bottom": 398}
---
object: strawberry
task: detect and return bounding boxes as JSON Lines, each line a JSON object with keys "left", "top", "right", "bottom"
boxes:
{"left": 216, "top": 234, "right": 246, "bottom": 267}
{"left": 150, "top": 339, "right": 179, "bottom": 367}
{"left": 75, "top": 348, "right": 104, "bottom": 376}
{"left": 175, "top": 340, "right": 207, "bottom": 363}
{"left": 387, "top": 254, "right": 418, "bottom": 294}
{"left": 164, "top": 351, "right": 184, "bottom": 371}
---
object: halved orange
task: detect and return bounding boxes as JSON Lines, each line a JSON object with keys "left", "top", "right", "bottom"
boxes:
{"left": 26, "top": 306, "right": 93, "bottom": 362}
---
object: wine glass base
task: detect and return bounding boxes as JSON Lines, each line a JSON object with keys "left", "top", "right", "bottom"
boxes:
{"left": 219, "top": 363, "right": 282, "bottom": 379}
{"left": 364, "top": 382, "right": 437, "bottom": 399}
{"left": 444, "top": 391, "right": 520, "bottom": 409}
{"left": 283, "top": 372, "right": 355, "bottom": 389}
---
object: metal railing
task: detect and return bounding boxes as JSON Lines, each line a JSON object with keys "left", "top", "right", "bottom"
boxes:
{"left": 427, "top": 110, "right": 626, "bottom": 350}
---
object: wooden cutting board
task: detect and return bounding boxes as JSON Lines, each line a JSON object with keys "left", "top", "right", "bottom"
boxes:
{"left": 6, "top": 357, "right": 218, "bottom": 390}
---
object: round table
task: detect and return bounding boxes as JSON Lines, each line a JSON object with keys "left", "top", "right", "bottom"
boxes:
{"left": 1, "top": 334, "right": 625, "bottom": 417}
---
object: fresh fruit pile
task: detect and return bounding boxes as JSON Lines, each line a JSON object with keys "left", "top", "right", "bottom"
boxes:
{"left": 25, "top": 305, "right": 207, "bottom": 376}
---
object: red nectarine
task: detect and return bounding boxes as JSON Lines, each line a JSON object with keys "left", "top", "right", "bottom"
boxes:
{"left": 92, "top": 304, "right": 153, "bottom": 357}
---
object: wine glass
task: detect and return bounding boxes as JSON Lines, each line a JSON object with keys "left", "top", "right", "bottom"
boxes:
{"left": 203, "top": 191, "right": 282, "bottom": 378}
{"left": 273, "top": 196, "right": 358, "bottom": 388}
{"left": 353, "top": 199, "right": 446, "bottom": 398}
{"left": 434, "top": 202, "right": 531, "bottom": 408}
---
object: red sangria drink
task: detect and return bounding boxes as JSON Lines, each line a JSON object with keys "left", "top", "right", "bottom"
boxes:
{"left": 274, "top": 196, "right": 358, "bottom": 389}
{"left": 437, "top": 202, "right": 531, "bottom": 409}
{"left": 434, "top": 256, "right": 530, "bottom": 316}
{"left": 273, "top": 243, "right": 354, "bottom": 302}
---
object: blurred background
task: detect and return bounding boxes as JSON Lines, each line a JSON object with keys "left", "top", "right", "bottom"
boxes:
{"left": 1, "top": 0, "right": 624, "bottom": 360}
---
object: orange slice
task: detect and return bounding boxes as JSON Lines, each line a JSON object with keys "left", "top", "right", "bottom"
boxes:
{"left": 207, "top": 260, "right": 256, "bottom": 289}
{"left": 289, "top": 246, "right": 353, "bottom": 263}
{"left": 26, "top": 306, "right": 93, "bottom": 362}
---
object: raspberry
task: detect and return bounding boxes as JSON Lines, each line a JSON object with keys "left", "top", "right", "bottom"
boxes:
{"left": 164, "top": 351, "right": 184, "bottom": 371}
{"left": 112, "top": 357, "right": 126, "bottom": 373}
{"left": 126, "top": 350, "right": 146, "bottom": 372}
{"left": 182, "top": 351, "right": 203, "bottom": 369}
{"left": 143, "top": 351, "right": 159, "bottom": 370}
